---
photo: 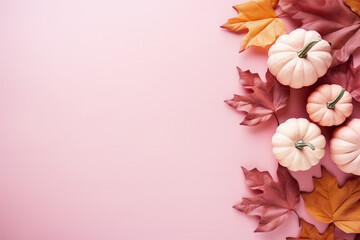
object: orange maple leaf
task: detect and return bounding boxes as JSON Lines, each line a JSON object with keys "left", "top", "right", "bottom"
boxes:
{"left": 302, "top": 167, "right": 360, "bottom": 233}
{"left": 344, "top": 0, "right": 360, "bottom": 16}
{"left": 287, "top": 219, "right": 345, "bottom": 240}
{"left": 221, "top": 0, "right": 285, "bottom": 52}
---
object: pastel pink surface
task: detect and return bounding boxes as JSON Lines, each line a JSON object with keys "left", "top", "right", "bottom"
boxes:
{"left": 0, "top": 0, "right": 359, "bottom": 240}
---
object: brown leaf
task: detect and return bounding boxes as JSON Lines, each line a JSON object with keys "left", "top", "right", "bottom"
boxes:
{"left": 287, "top": 219, "right": 345, "bottom": 240}
{"left": 225, "top": 68, "right": 289, "bottom": 126}
{"left": 221, "top": 0, "right": 285, "bottom": 52}
{"left": 344, "top": 0, "right": 360, "bottom": 16}
{"left": 234, "top": 164, "right": 300, "bottom": 232}
{"left": 279, "top": 0, "right": 360, "bottom": 67}
{"left": 319, "top": 56, "right": 360, "bottom": 102}
{"left": 302, "top": 167, "right": 360, "bottom": 233}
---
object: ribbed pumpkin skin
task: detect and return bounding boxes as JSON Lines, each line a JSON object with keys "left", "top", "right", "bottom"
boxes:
{"left": 330, "top": 119, "right": 360, "bottom": 175}
{"left": 306, "top": 84, "right": 353, "bottom": 127}
{"left": 268, "top": 29, "right": 332, "bottom": 89}
{"left": 272, "top": 118, "right": 326, "bottom": 171}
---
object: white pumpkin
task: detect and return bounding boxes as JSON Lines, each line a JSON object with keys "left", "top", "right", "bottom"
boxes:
{"left": 330, "top": 118, "right": 360, "bottom": 175}
{"left": 268, "top": 29, "right": 332, "bottom": 89}
{"left": 306, "top": 84, "right": 353, "bottom": 127}
{"left": 272, "top": 118, "right": 326, "bottom": 171}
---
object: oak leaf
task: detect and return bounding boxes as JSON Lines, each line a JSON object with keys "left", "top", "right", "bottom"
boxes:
{"left": 279, "top": 0, "right": 360, "bottom": 67}
{"left": 319, "top": 56, "right": 360, "bottom": 102}
{"left": 221, "top": 0, "right": 285, "bottom": 52}
{"left": 344, "top": 0, "right": 360, "bottom": 16}
{"left": 234, "top": 164, "right": 300, "bottom": 232}
{"left": 225, "top": 68, "right": 290, "bottom": 126}
{"left": 287, "top": 219, "right": 345, "bottom": 240}
{"left": 302, "top": 167, "right": 360, "bottom": 233}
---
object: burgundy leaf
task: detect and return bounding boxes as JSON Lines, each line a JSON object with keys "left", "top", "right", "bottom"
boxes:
{"left": 234, "top": 164, "right": 300, "bottom": 232}
{"left": 319, "top": 56, "right": 360, "bottom": 102}
{"left": 279, "top": 0, "right": 360, "bottom": 67}
{"left": 225, "top": 68, "right": 290, "bottom": 126}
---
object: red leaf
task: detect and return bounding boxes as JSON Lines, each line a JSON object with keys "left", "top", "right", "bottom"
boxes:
{"left": 225, "top": 68, "right": 290, "bottom": 126}
{"left": 279, "top": 0, "right": 360, "bottom": 67}
{"left": 234, "top": 164, "right": 300, "bottom": 232}
{"left": 319, "top": 56, "right": 360, "bottom": 102}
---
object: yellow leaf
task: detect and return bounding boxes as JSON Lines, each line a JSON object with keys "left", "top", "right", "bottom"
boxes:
{"left": 344, "top": 0, "right": 360, "bottom": 16}
{"left": 221, "top": 0, "right": 285, "bottom": 52}
{"left": 286, "top": 219, "right": 346, "bottom": 240}
{"left": 302, "top": 167, "right": 360, "bottom": 233}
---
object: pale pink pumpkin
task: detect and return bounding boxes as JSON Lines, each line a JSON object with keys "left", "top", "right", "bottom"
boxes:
{"left": 306, "top": 84, "right": 353, "bottom": 127}
{"left": 272, "top": 118, "right": 326, "bottom": 171}
{"left": 268, "top": 29, "right": 332, "bottom": 89}
{"left": 330, "top": 118, "right": 360, "bottom": 175}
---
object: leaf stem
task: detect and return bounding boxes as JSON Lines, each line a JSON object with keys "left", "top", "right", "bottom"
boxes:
{"left": 295, "top": 140, "right": 315, "bottom": 151}
{"left": 297, "top": 39, "right": 321, "bottom": 58}
{"left": 273, "top": 112, "right": 280, "bottom": 126}
{"left": 293, "top": 210, "right": 300, "bottom": 227}
{"left": 326, "top": 88, "right": 345, "bottom": 109}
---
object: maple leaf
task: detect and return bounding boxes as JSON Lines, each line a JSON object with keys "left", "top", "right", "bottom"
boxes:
{"left": 270, "top": 0, "right": 279, "bottom": 7}
{"left": 344, "top": 0, "right": 360, "bottom": 16}
{"left": 234, "top": 164, "right": 300, "bottom": 232}
{"left": 319, "top": 56, "right": 360, "bottom": 102}
{"left": 225, "top": 68, "right": 290, "bottom": 126}
{"left": 302, "top": 167, "right": 360, "bottom": 233}
{"left": 221, "top": 0, "right": 286, "bottom": 52}
{"left": 279, "top": 0, "right": 360, "bottom": 67}
{"left": 287, "top": 219, "right": 346, "bottom": 240}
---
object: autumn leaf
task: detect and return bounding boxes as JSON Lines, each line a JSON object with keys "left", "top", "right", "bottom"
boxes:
{"left": 319, "top": 56, "right": 360, "bottom": 102}
{"left": 287, "top": 219, "right": 345, "bottom": 240}
{"left": 302, "top": 167, "right": 360, "bottom": 233}
{"left": 225, "top": 68, "right": 290, "bottom": 126}
{"left": 221, "top": 0, "right": 286, "bottom": 52}
{"left": 279, "top": 0, "right": 360, "bottom": 67}
{"left": 270, "top": 0, "right": 279, "bottom": 7}
{"left": 234, "top": 164, "right": 300, "bottom": 232}
{"left": 344, "top": 0, "right": 360, "bottom": 16}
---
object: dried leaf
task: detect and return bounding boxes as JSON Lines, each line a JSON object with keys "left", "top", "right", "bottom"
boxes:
{"left": 279, "top": 0, "right": 360, "bottom": 67}
{"left": 344, "top": 0, "right": 360, "bottom": 16}
{"left": 302, "top": 167, "right": 360, "bottom": 233}
{"left": 270, "top": 0, "right": 279, "bottom": 7}
{"left": 221, "top": 0, "right": 285, "bottom": 52}
{"left": 319, "top": 56, "right": 360, "bottom": 102}
{"left": 225, "top": 68, "right": 289, "bottom": 126}
{"left": 234, "top": 164, "right": 300, "bottom": 232}
{"left": 287, "top": 219, "right": 345, "bottom": 240}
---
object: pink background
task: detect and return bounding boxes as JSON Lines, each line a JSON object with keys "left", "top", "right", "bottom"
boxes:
{"left": 1, "top": 0, "right": 360, "bottom": 239}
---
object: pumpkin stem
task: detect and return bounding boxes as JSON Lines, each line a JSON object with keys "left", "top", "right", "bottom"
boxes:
{"left": 326, "top": 88, "right": 346, "bottom": 110}
{"left": 297, "top": 39, "right": 322, "bottom": 58}
{"left": 295, "top": 140, "right": 315, "bottom": 151}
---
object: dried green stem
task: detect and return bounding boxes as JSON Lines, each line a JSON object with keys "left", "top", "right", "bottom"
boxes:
{"left": 297, "top": 39, "right": 321, "bottom": 58}
{"left": 327, "top": 88, "right": 345, "bottom": 110}
{"left": 295, "top": 140, "right": 315, "bottom": 151}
